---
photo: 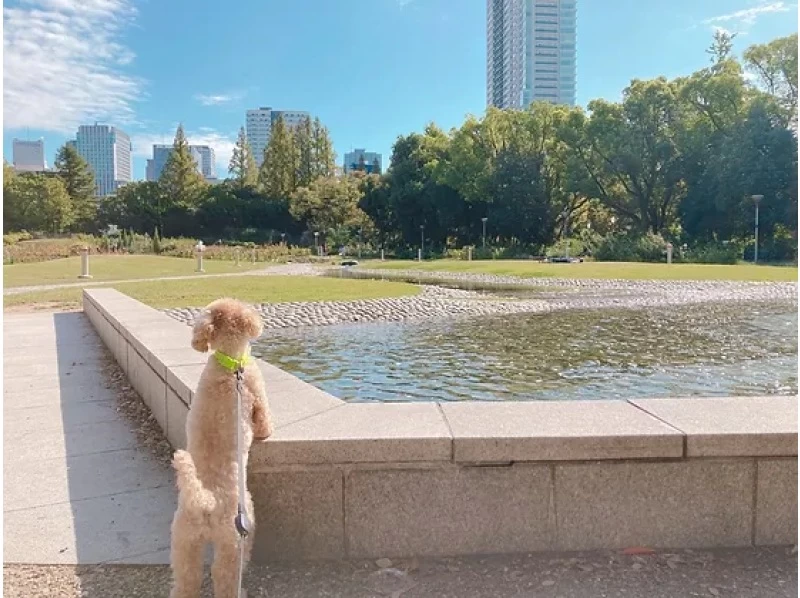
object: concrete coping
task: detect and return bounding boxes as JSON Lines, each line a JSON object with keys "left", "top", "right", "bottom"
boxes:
{"left": 83, "top": 288, "right": 799, "bottom": 467}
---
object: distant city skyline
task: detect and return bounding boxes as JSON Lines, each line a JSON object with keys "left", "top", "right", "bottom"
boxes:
{"left": 343, "top": 148, "right": 382, "bottom": 174}
{"left": 3, "top": 0, "right": 796, "bottom": 180}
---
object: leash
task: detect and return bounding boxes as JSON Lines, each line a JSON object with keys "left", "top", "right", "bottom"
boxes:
{"left": 216, "top": 349, "right": 252, "bottom": 598}
{"left": 234, "top": 367, "right": 250, "bottom": 598}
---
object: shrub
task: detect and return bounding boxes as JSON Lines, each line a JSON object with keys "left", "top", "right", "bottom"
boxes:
{"left": 594, "top": 232, "right": 669, "bottom": 262}
{"left": 682, "top": 241, "right": 743, "bottom": 265}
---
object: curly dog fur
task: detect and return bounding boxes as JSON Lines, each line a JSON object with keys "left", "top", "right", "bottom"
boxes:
{"left": 169, "top": 298, "right": 273, "bottom": 598}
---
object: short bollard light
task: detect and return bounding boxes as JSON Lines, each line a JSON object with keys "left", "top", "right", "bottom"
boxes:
{"left": 195, "top": 240, "right": 205, "bottom": 273}
{"left": 235, "top": 248, "right": 241, "bottom": 267}
{"left": 666, "top": 242, "right": 673, "bottom": 265}
{"left": 251, "top": 248, "right": 256, "bottom": 264}
{"left": 468, "top": 246, "right": 473, "bottom": 261}
{"left": 381, "top": 249, "right": 385, "bottom": 261}
{"left": 78, "top": 246, "right": 93, "bottom": 279}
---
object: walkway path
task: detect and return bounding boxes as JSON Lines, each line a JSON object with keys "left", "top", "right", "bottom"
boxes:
{"left": 3, "top": 312, "right": 175, "bottom": 564}
{"left": 3, "top": 263, "right": 323, "bottom": 295}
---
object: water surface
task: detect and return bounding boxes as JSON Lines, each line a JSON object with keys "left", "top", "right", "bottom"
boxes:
{"left": 253, "top": 303, "right": 797, "bottom": 402}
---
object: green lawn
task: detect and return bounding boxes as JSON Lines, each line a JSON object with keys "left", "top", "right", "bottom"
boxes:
{"left": 3, "top": 255, "right": 262, "bottom": 288}
{"left": 3, "top": 275, "right": 420, "bottom": 310}
{"left": 366, "top": 259, "right": 798, "bottom": 282}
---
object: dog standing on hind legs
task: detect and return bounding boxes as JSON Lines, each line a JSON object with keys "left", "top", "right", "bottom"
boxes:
{"left": 169, "top": 298, "right": 273, "bottom": 598}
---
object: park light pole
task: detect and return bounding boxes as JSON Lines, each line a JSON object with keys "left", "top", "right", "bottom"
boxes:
{"left": 481, "top": 217, "right": 488, "bottom": 250}
{"left": 562, "top": 208, "right": 571, "bottom": 261}
{"left": 419, "top": 224, "right": 425, "bottom": 261}
{"left": 281, "top": 232, "right": 286, "bottom": 245}
{"left": 358, "top": 227, "right": 363, "bottom": 259}
{"left": 751, "top": 194, "right": 763, "bottom": 264}
{"left": 314, "top": 231, "right": 320, "bottom": 257}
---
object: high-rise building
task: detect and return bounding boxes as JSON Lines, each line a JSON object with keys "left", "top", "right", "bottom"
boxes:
{"left": 72, "top": 124, "right": 132, "bottom": 196}
{"left": 343, "top": 149, "right": 382, "bottom": 174}
{"left": 486, "top": 0, "right": 576, "bottom": 109}
{"left": 246, "top": 107, "right": 272, "bottom": 168}
{"left": 145, "top": 144, "right": 204, "bottom": 181}
{"left": 193, "top": 145, "right": 216, "bottom": 179}
{"left": 245, "top": 107, "right": 310, "bottom": 167}
{"left": 12, "top": 139, "right": 46, "bottom": 172}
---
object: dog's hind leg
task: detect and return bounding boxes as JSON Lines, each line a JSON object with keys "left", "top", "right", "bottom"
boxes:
{"left": 211, "top": 530, "right": 246, "bottom": 598}
{"left": 169, "top": 510, "right": 206, "bottom": 598}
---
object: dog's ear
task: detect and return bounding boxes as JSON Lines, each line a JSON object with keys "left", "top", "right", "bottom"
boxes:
{"left": 191, "top": 311, "right": 214, "bottom": 352}
{"left": 244, "top": 306, "right": 263, "bottom": 340}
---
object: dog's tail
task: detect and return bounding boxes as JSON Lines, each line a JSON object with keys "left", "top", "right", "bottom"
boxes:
{"left": 172, "top": 450, "right": 216, "bottom": 513}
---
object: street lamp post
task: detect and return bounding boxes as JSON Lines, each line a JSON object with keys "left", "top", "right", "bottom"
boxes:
{"left": 419, "top": 225, "right": 425, "bottom": 261}
{"left": 562, "top": 209, "right": 571, "bottom": 261}
{"left": 358, "top": 227, "right": 363, "bottom": 259}
{"left": 481, "top": 217, "right": 488, "bottom": 251}
{"left": 281, "top": 232, "right": 286, "bottom": 245}
{"left": 314, "top": 231, "right": 320, "bottom": 257}
{"left": 751, "top": 195, "right": 763, "bottom": 264}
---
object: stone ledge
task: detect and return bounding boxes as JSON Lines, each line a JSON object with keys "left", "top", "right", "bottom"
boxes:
{"left": 630, "top": 397, "right": 798, "bottom": 457}
{"left": 440, "top": 400, "right": 684, "bottom": 463}
{"left": 254, "top": 402, "right": 452, "bottom": 466}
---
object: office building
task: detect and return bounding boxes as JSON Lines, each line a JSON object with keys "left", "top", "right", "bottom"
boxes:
{"left": 145, "top": 144, "right": 204, "bottom": 181}
{"left": 193, "top": 145, "right": 216, "bottom": 178}
{"left": 245, "top": 106, "right": 310, "bottom": 167}
{"left": 12, "top": 138, "right": 46, "bottom": 172}
{"left": 486, "top": 0, "right": 576, "bottom": 108}
{"left": 72, "top": 124, "right": 132, "bottom": 196}
{"left": 343, "top": 149, "right": 382, "bottom": 174}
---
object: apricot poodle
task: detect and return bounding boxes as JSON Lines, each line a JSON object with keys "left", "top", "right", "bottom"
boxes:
{"left": 169, "top": 298, "right": 273, "bottom": 598}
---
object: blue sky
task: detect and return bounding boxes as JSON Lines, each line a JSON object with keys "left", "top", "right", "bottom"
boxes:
{"left": 3, "top": 0, "right": 798, "bottom": 180}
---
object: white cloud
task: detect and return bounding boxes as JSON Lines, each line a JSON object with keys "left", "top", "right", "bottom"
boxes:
{"left": 3, "top": 0, "right": 142, "bottom": 134}
{"left": 194, "top": 92, "right": 242, "bottom": 106}
{"left": 131, "top": 129, "right": 237, "bottom": 178}
{"left": 703, "top": 1, "right": 794, "bottom": 32}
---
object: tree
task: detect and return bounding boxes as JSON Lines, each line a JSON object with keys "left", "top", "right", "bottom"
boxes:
{"left": 358, "top": 174, "right": 394, "bottom": 249}
{"left": 4, "top": 174, "right": 74, "bottom": 234}
{"left": 228, "top": 126, "right": 258, "bottom": 188}
{"left": 160, "top": 124, "right": 207, "bottom": 206}
{"left": 259, "top": 115, "right": 298, "bottom": 198}
{"left": 54, "top": 143, "right": 97, "bottom": 231}
{"left": 743, "top": 33, "right": 798, "bottom": 127}
{"left": 564, "top": 78, "right": 687, "bottom": 234}
{"left": 310, "top": 117, "right": 336, "bottom": 179}
{"left": 290, "top": 175, "right": 367, "bottom": 236}
{"left": 294, "top": 116, "right": 315, "bottom": 188}
{"left": 707, "top": 28, "right": 736, "bottom": 64}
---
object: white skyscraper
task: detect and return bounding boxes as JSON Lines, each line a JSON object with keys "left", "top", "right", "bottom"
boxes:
{"left": 487, "top": 0, "right": 577, "bottom": 109}
{"left": 245, "top": 107, "right": 311, "bottom": 167}
{"left": 72, "top": 124, "right": 132, "bottom": 196}
{"left": 12, "top": 139, "right": 46, "bottom": 172}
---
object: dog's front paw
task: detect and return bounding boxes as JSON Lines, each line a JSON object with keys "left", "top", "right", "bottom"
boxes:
{"left": 252, "top": 418, "right": 273, "bottom": 441}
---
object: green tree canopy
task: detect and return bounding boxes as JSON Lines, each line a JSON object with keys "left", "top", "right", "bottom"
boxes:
{"left": 54, "top": 143, "right": 97, "bottom": 231}
{"left": 160, "top": 124, "right": 207, "bottom": 206}
{"left": 228, "top": 126, "right": 258, "bottom": 188}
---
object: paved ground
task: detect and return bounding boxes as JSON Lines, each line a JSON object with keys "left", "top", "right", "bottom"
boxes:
{"left": 4, "top": 547, "right": 797, "bottom": 597}
{"left": 3, "top": 312, "right": 175, "bottom": 565}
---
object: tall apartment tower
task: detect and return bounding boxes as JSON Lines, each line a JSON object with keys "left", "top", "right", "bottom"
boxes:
{"left": 12, "top": 139, "right": 46, "bottom": 172}
{"left": 72, "top": 124, "right": 132, "bottom": 196}
{"left": 246, "top": 107, "right": 273, "bottom": 168}
{"left": 486, "top": 0, "right": 577, "bottom": 109}
{"left": 245, "top": 107, "right": 311, "bottom": 167}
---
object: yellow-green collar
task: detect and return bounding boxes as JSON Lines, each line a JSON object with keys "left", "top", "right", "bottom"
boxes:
{"left": 214, "top": 348, "right": 251, "bottom": 373}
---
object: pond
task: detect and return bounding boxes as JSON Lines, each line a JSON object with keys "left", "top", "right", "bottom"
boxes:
{"left": 252, "top": 302, "right": 798, "bottom": 402}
